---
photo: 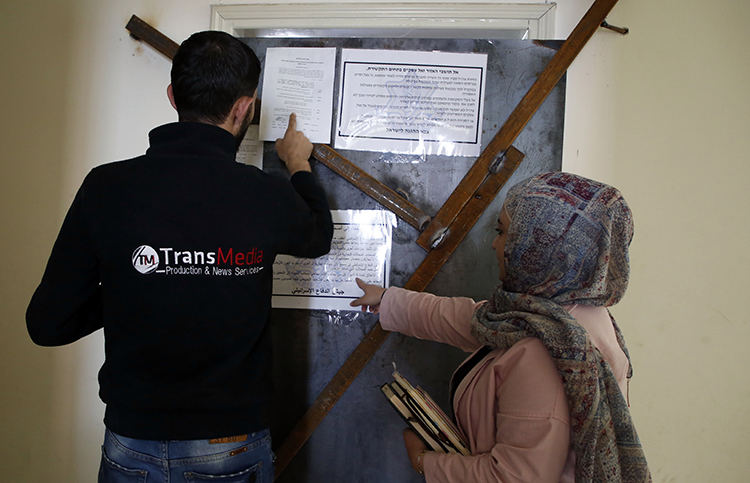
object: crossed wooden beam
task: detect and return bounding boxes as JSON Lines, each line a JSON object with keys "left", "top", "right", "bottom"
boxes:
{"left": 126, "top": 1, "right": 621, "bottom": 476}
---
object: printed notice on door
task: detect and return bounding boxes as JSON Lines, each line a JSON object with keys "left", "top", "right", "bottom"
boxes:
{"left": 272, "top": 210, "right": 396, "bottom": 311}
{"left": 335, "top": 49, "right": 488, "bottom": 157}
{"left": 259, "top": 47, "right": 337, "bottom": 144}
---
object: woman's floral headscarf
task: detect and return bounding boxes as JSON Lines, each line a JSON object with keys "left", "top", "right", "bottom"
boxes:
{"left": 471, "top": 172, "right": 651, "bottom": 482}
{"left": 502, "top": 171, "right": 633, "bottom": 306}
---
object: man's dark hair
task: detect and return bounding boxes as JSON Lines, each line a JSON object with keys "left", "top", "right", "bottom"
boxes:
{"left": 170, "top": 31, "right": 261, "bottom": 124}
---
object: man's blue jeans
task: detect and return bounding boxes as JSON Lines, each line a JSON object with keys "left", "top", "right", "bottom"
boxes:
{"left": 98, "top": 428, "right": 275, "bottom": 483}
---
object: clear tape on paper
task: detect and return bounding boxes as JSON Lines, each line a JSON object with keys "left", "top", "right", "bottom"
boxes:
{"left": 310, "top": 309, "right": 371, "bottom": 327}
{"left": 272, "top": 210, "right": 396, "bottom": 313}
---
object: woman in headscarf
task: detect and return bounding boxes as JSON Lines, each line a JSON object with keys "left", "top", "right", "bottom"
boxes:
{"left": 351, "top": 172, "right": 651, "bottom": 483}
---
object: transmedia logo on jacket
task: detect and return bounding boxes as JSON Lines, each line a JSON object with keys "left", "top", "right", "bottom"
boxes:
{"left": 132, "top": 245, "right": 160, "bottom": 274}
{"left": 132, "top": 245, "right": 264, "bottom": 277}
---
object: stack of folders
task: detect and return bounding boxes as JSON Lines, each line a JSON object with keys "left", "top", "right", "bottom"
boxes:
{"left": 381, "top": 371, "right": 471, "bottom": 456}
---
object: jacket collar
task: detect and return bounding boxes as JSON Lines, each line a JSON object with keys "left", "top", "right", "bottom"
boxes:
{"left": 147, "top": 122, "right": 237, "bottom": 161}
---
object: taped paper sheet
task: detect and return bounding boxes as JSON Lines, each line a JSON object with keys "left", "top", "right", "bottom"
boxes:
{"left": 235, "top": 125, "right": 263, "bottom": 168}
{"left": 335, "top": 49, "right": 488, "bottom": 157}
{"left": 272, "top": 210, "right": 396, "bottom": 310}
{"left": 259, "top": 47, "right": 337, "bottom": 144}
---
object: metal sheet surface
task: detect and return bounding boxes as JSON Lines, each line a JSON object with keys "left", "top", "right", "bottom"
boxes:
{"left": 243, "top": 37, "right": 565, "bottom": 483}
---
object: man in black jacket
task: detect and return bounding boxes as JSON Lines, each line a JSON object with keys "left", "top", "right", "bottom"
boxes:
{"left": 26, "top": 31, "right": 333, "bottom": 482}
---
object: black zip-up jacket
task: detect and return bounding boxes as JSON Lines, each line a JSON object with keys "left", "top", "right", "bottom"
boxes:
{"left": 27, "top": 122, "right": 333, "bottom": 440}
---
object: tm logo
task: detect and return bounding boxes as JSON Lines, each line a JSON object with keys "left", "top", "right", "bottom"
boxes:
{"left": 132, "top": 245, "right": 160, "bottom": 274}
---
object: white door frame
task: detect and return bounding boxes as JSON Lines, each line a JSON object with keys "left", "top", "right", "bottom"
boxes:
{"left": 210, "top": 3, "right": 556, "bottom": 39}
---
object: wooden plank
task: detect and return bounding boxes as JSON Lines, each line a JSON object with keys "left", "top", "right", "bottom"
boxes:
{"left": 416, "top": 0, "right": 620, "bottom": 251}
{"left": 273, "top": 146, "right": 524, "bottom": 476}
{"left": 313, "top": 145, "right": 431, "bottom": 231}
{"left": 125, "top": 15, "right": 179, "bottom": 60}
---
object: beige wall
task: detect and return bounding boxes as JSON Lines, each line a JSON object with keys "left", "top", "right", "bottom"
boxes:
{"left": 564, "top": 2, "right": 750, "bottom": 481}
{"left": 1, "top": 2, "right": 74, "bottom": 480}
{"left": 1, "top": 0, "right": 747, "bottom": 481}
